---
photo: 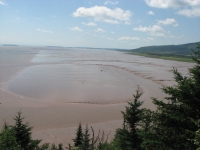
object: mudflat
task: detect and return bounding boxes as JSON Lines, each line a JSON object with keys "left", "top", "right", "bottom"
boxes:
{"left": 0, "top": 46, "right": 194, "bottom": 146}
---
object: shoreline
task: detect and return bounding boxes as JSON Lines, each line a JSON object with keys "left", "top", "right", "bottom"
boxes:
{"left": 0, "top": 46, "right": 194, "bottom": 147}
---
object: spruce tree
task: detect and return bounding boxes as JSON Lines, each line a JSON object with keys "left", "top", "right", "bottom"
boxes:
{"left": 114, "top": 88, "right": 144, "bottom": 150}
{"left": 12, "top": 111, "right": 41, "bottom": 150}
{"left": 73, "top": 122, "right": 83, "bottom": 147}
{"left": 194, "top": 121, "right": 200, "bottom": 150}
{"left": 81, "top": 125, "right": 91, "bottom": 150}
{"left": 143, "top": 44, "right": 200, "bottom": 149}
{"left": 0, "top": 127, "right": 21, "bottom": 150}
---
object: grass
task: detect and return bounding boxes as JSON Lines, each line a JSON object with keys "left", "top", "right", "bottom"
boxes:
{"left": 128, "top": 52, "right": 193, "bottom": 63}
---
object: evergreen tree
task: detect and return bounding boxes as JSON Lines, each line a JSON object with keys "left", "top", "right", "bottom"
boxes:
{"left": 12, "top": 111, "right": 42, "bottom": 150}
{"left": 58, "top": 143, "right": 63, "bottom": 150}
{"left": 142, "top": 44, "right": 200, "bottom": 149}
{"left": 114, "top": 88, "right": 144, "bottom": 150}
{"left": 81, "top": 125, "right": 91, "bottom": 150}
{"left": 0, "top": 127, "right": 21, "bottom": 150}
{"left": 195, "top": 120, "right": 200, "bottom": 150}
{"left": 73, "top": 122, "right": 83, "bottom": 147}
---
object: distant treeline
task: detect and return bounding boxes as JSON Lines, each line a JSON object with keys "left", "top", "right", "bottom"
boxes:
{"left": 129, "top": 42, "right": 199, "bottom": 55}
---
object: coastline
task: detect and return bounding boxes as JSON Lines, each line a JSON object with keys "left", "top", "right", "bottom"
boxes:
{"left": 0, "top": 46, "right": 194, "bottom": 147}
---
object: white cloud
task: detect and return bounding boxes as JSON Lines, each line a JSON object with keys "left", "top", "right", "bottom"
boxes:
{"left": 145, "top": 0, "right": 200, "bottom": 9}
{"left": 125, "top": 21, "right": 131, "bottom": 25}
{"left": 146, "top": 37, "right": 154, "bottom": 41}
{"left": 36, "top": 28, "right": 53, "bottom": 33}
{"left": 73, "top": 6, "right": 132, "bottom": 24}
{"left": 104, "top": 1, "right": 119, "bottom": 5}
{"left": 118, "top": 36, "right": 140, "bottom": 41}
{"left": 157, "top": 18, "right": 178, "bottom": 26}
{"left": 133, "top": 25, "right": 165, "bottom": 36}
{"left": 146, "top": 0, "right": 200, "bottom": 17}
{"left": 178, "top": 7, "right": 200, "bottom": 17}
{"left": 144, "top": 37, "right": 155, "bottom": 42}
{"left": 69, "top": 27, "right": 83, "bottom": 32}
{"left": 82, "top": 22, "right": 97, "bottom": 26}
{"left": 148, "top": 11, "right": 154, "bottom": 15}
{"left": 94, "top": 28, "right": 105, "bottom": 33}
{"left": 104, "top": 19, "right": 119, "bottom": 24}
{"left": 0, "top": 0, "right": 5, "bottom": 5}
{"left": 170, "top": 35, "right": 184, "bottom": 39}
{"left": 168, "top": 31, "right": 184, "bottom": 38}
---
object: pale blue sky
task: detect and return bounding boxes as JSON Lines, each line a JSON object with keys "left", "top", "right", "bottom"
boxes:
{"left": 0, "top": 0, "right": 200, "bottom": 49}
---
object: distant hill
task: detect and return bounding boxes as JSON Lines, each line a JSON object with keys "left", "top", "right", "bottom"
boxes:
{"left": 2, "top": 44, "right": 18, "bottom": 46}
{"left": 129, "top": 42, "right": 199, "bottom": 55}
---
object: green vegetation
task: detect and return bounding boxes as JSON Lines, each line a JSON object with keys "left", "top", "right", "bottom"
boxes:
{"left": 73, "top": 123, "right": 83, "bottom": 147}
{"left": 195, "top": 121, "right": 200, "bottom": 150}
{"left": 123, "top": 42, "right": 199, "bottom": 62}
{"left": 0, "top": 44, "right": 199, "bottom": 149}
{"left": 128, "top": 52, "right": 193, "bottom": 62}
{"left": 129, "top": 42, "right": 198, "bottom": 55}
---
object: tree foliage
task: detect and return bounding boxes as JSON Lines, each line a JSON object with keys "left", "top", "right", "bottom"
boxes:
{"left": 195, "top": 121, "right": 200, "bottom": 150}
{"left": 73, "top": 122, "right": 83, "bottom": 147}
{"left": 113, "top": 87, "right": 144, "bottom": 150}
{"left": 141, "top": 44, "right": 200, "bottom": 149}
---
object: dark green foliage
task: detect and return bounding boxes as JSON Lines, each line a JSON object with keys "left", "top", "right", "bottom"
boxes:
{"left": 141, "top": 45, "right": 200, "bottom": 149}
{"left": 50, "top": 143, "right": 58, "bottom": 150}
{"left": 73, "top": 122, "right": 83, "bottom": 147}
{"left": 113, "top": 88, "right": 144, "bottom": 150}
{"left": 195, "top": 121, "right": 200, "bottom": 150}
{"left": 0, "top": 111, "right": 53, "bottom": 150}
{"left": 81, "top": 125, "right": 91, "bottom": 150}
{"left": 12, "top": 111, "right": 41, "bottom": 149}
{"left": 58, "top": 143, "right": 64, "bottom": 150}
{"left": 0, "top": 127, "right": 21, "bottom": 150}
{"left": 38, "top": 143, "right": 50, "bottom": 150}
{"left": 130, "top": 42, "right": 198, "bottom": 55}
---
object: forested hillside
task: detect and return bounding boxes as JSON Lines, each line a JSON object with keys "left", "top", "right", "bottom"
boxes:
{"left": 130, "top": 42, "right": 198, "bottom": 55}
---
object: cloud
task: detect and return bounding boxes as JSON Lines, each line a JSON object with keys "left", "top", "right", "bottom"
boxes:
{"left": 73, "top": 6, "right": 132, "bottom": 24}
{"left": 145, "top": 0, "right": 200, "bottom": 9}
{"left": 104, "top": 1, "right": 119, "bottom": 5}
{"left": 0, "top": 0, "right": 5, "bottom": 5}
{"left": 157, "top": 18, "right": 178, "bottom": 26}
{"left": 148, "top": 11, "right": 154, "bottom": 15}
{"left": 36, "top": 28, "right": 53, "bottom": 33}
{"left": 178, "top": 7, "right": 200, "bottom": 17}
{"left": 125, "top": 21, "right": 131, "bottom": 25}
{"left": 143, "top": 37, "right": 155, "bottom": 42}
{"left": 94, "top": 28, "right": 105, "bottom": 33}
{"left": 168, "top": 31, "right": 184, "bottom": 38}
{"left": 82, "top": 22, "right": 97, "bottom": 26}
{"left": 118, "top": 36, "right": 140, "bottom": 41}
{"left": 133, "top": 25, "right": 165, "bottom": 36}
{"left": 146, "top": 0, "right": 200, "bottom": 17}
{"left": 104, "top": 19, "right": 120, "bottom": 24}
{"left": 69, "top": 27, "right": 83, "bottom": 32}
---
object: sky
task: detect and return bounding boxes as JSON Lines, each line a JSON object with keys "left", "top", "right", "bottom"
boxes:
{"left": 0, "top": 0, "right": 200, "bottom": 49}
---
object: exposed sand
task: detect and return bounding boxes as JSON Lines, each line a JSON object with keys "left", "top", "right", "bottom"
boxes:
{"left": 0, "top": 46, "right": 194, "bottom": 146}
